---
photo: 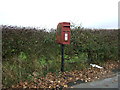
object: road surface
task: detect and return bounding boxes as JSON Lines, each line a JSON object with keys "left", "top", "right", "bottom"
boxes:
{"left": 72, "top": 73, "right": 119, "bottom": 88}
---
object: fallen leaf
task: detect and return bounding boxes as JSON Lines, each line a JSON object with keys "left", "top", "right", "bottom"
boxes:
{"left": 64, "top": 85, "right": 68, "bottom": 87}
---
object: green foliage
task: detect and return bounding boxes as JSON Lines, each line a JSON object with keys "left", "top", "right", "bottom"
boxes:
{"left": 38, "top": 56, "right": 47, "bottom": 66}
{"left": 65, "top": 53, "right": 87, "bottom": 64}
{"left": 18, "top": 52, "right": 27, "bottom": 60}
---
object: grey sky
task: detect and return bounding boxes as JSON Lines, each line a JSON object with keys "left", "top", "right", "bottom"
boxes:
{"left": 0, "top": 0, "right": 119, "bottom": 29}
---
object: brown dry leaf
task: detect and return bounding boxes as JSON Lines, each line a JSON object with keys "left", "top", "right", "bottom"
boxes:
{"left": 33, "top": 72, "right": 38, "bottom": 77}
{"left": 64, "top": 85, "right": 68, "bottom": 87}
{"left": 85, "top": 80, "right": 87, "bottom": 82}
{"left": 76, "top": 77, "right": 79, "bottom": 80}
{"left": 74, "top": 82, "right": 77, "bottom": 84}
{"left": 50, "top": 80, "right": 54, "bottom": 83}
{"left": 24, "top": 82, "right": 28, "bottom": 85}
{"left": 58, "top": 81, "right": 60, "bottom": 83}
{"left": 23, "top": 85, "right": 27, "bottom": 88}
{"left": 48, "top": 86, "right": 51, "bottom": 88}
{"left": 70, "top": 86, "right": 73, "bottom": 88}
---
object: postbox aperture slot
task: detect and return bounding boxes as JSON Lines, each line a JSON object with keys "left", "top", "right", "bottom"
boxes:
{"left": 63, "top": 31, "right": 69, "bottom": 32}
{"left": 64, "top": 26, "right": 70, "bottom": 28}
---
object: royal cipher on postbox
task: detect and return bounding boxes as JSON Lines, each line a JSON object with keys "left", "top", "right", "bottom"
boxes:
{"left": 56, "top": 22, "right": 71, "bottom": 45}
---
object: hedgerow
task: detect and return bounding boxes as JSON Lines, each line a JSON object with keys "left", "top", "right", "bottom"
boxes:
{"left": 2, "top": 25, "right": 118, "bottom": 87}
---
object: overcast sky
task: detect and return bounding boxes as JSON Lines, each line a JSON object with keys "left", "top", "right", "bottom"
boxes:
{"left": 0, "top": 0, "right": 119, "bottom": 29}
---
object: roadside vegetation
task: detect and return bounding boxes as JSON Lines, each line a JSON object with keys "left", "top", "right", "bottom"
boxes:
{"left": 2, "top": 25, "right": 119, "bottom": 88}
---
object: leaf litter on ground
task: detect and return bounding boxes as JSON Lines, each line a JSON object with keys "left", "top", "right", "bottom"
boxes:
{"left": 11, "top": 60, "right": 120, "bottom": 89}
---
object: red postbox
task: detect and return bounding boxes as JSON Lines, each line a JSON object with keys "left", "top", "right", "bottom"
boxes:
{"left": 56, "top": 22, "right": 71, "bottom": 44}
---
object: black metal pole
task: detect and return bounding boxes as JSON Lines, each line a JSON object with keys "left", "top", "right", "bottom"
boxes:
{"left": 61, "top": 44, "right": 64, "bottom": 72}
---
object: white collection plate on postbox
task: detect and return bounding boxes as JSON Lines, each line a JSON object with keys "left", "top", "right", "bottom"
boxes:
{"left": 65, "top": 33, "right": 68, "bottom": 41}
